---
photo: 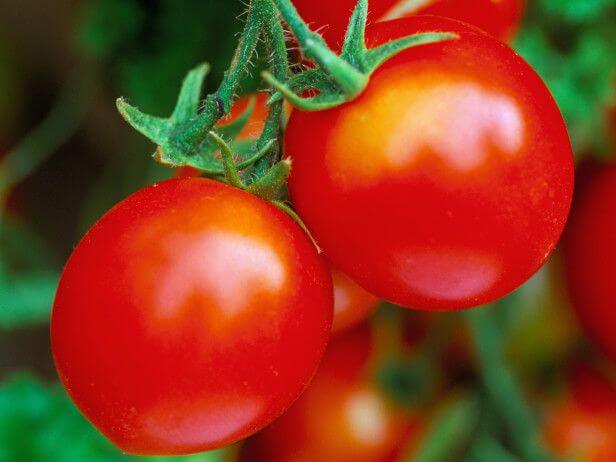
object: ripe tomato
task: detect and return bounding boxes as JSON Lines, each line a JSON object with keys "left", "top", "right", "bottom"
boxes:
{"left": 332, "top": 266, "right": 380, "bottom": 334}
{"left": 240, "top": 325, "right": 419, "bottom": 462}
{"left": 544, "top": 363, "right": 616, "bottom": 461}
{"left": 390, "top": 0, "right": 525, "bottom": 41}
{"left": 563, "top": 161, "right": 616, "bottom": 362}
{"left": 286, "top": 16, "right": 574, "bottom": 310}
{"left": 51, "top": 178, "right": 333, "bottom": 455}
{"left": 292, "top": 0, "right": 524, "bottom": 48}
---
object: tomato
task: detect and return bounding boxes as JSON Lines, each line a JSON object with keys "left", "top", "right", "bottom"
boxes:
{"left": 219, "top": 93, "right": 271, "bottom": 141}
{"left": 562, "top": 161, "right": 616, "bottom": 362}
{"left": 332, "top": 266, "right": 380, "bottom": 334}
{"left": 393, "top": 0, "right": 525, "bottom": 41}
{"left": 544, "top": 363, "right": 616, "bottom": 461}
{"left": 51, "top": 178, "right": 333, "bottom": 455}
{"left": 286, "top": 16, "right": 574, "bottom": 310}
{"left": 240, "top": 325, "right": 419, "bottom": 462}
{"left": 291, "top": 0, "right": 397, "bottom": 49}
{"left": 291, "top": 0, "right": 524, "bottom": 48}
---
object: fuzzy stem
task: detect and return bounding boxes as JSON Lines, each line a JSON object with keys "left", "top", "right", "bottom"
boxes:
{"left": 251, "top": 0, "right": 288, "bottom": 178}
{"left": 168, "top": 0, "right": 265, "bottom": 157}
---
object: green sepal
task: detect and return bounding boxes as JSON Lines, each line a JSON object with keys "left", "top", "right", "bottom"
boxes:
{"left": 272, "top": 199, "right": 321, "bottom": 252}
{"left": 362, "top": 32, "right": 457, "bottom": 72}
{"left": 263, "top": 72, "right": 347, "bottom": 111}
{"left": 208, "top": 131, "right": 246, "bottom": 189}
{"left": 247, "top": 158, "right": 291, "bottom": 201}
{"left": 340, "top": 0, "right": 368, "bottom": 61}
{"left": 117, "top": 62, "right": 209, "bottom": 146}
{"left": 268, "top": 0, "right": 458, "bottom": 111}
{"left": 266, "top": 69, "right": 338, "bottom": 105}
{"left": 117, "top": 63, "right": 265, "bottom": 174}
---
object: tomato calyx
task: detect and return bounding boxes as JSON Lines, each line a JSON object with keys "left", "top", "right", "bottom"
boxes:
{"left": 264, "top": 0, "right": 457, "bottom": 111}
{"left": 117, "top": 62, "right": 293, "bottom": 199}
{"left": 117, "top": 64, "right": 275, "bottom": 174}
{"left": 203, "top": 130, "right": 318, "bottom": 248}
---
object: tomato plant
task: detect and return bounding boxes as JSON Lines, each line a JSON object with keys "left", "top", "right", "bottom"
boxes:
{"left": 240, "top": 325, "right": 420, "bottom": 462}
{"left": 286, "top": 16, "right": 574, "bottom": 310}
{"left": 544, "top": 363, "right": 616, "bottom": 461}
{"left": 332, "top": 266, "right": 380, "bottom": 334}
{"left": 51, "top": 178, "right": 334, "bottom": 455}
{"left": 291, "top": 0, "right": 524, "bottom": 48}
{"left": 563, "top": 161, "right": 616, "bottom": 362}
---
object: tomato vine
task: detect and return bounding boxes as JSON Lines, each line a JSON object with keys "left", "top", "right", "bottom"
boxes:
{"left": 116, "top": 0, "right": 454, "bottom": 199}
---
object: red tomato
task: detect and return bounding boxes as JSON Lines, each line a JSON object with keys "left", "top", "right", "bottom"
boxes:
{"left": 544, "top": 363, "right": 616, "bottom": 462}
{"left": 240, "top": 325, "right": 419, "bottom": 462}
{"left": 390, "top": 0, "right": 525, "bottom": 41}
{"left": 218, "top": 93, "right": 271, "bottom": 141}
{"left": 291, "top": 0, "right": 397, "bottom": 49}
{"left": 332, "top": 266, "right": 380, "bottom": 334}
{"left": 286, "top": 16, "right": 574, "bottom": 310}
{"left": 51, "top": 178, "right": 333, "bottom": 455}
{"left": 563, "top": 161, "right": 616, "bottom": 362}
{"left": 291, "top": 0, "right": 524, "bottom": 48}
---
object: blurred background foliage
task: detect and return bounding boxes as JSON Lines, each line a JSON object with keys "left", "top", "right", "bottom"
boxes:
{"left": 0, "top": 0, "right": 615, "bottom": 461}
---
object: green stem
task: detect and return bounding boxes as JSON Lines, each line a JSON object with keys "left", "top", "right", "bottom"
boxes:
{"left": 469, "top": 436, "right": 521, "bottom": 462}
{"left": 169, "top": 0, "right": 264, "bottom": 156}
{"left": 410, "top": 397, "right": 479, "bottom": 462}
{"left": 270, "top": 0, "right": 323, "bottom": 47}
{"left": 466, "top": 308, "right": 552, "bottom": 462}
{"left": 208, "top": 132, "right": 246, "bottom": 189}
{"left": 252, "top": 0, "right": 288, "bottom": 178}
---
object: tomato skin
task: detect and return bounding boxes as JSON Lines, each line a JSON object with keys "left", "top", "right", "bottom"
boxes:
{"left": 563, "top": 162, "right": 616, "bottom": 362}
{"left": 544, "top": 364, "right": 616, "bottom": 462}
{"left": 332, "top": 266, "right": 380, "bottom": 334}
{"left": 240, "top": 325, "right": 419, "bottom": 462}
{"left": 291, "top": 0, "right": 523, "bottom": 48}
{"left": 218, "top": 93, "right": 271, "bottom": 141}
{"left": 286, "top": 17, "right": 574, "bottom": 310}
{"left": 51, "top": 178, "right": 333, "bottom": 455}
{"left": 407, "top": 0, "right": 525, "bottom": 41}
